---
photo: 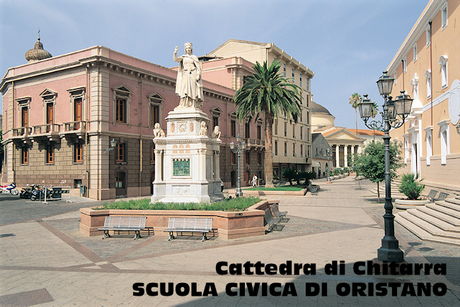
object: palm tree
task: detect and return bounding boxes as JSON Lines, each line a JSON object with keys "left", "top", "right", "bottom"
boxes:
{"left": 234, "top": 61, "right": 302, "bottom": 188}
{"left": 349, "top": 93, "right": 362, "bottom": 135}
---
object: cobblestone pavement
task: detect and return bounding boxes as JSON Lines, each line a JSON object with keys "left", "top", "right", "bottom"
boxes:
{"left": 0, "top": 177, "right": 459, "bottom": 306}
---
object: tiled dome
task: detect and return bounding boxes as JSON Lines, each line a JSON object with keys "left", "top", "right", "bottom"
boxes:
{"left": 25, "top": 37, "right": 52, "bottom": 63}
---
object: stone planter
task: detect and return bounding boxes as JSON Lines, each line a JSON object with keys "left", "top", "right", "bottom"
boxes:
{"left": 394, "top": 198, "right": 431, "bottom": 210}
{"left": 80, "top": 200, "right": 276, "bottom": 240}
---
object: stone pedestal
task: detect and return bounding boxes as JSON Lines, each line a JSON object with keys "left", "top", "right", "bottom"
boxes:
{"left": 151, "top": 108, "right": 224, "bottom": 203}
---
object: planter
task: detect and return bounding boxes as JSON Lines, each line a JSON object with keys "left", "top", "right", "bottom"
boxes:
{"left": 80, "top": 200, "right": 277, "bottom": 240}
{"left": 394, "top": 198, "right": 431, "bottom": 210}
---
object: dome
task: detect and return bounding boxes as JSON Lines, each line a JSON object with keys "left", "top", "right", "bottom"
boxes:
{"left": 25, "top": 37, "right": 52, "bottom": 63}
{"left": 311, "top": 101, "right": 333, "bottom": 116}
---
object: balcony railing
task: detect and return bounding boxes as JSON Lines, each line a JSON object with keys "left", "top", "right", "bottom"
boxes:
{"left": 245, "top": 138, "right": 265, "bottom": 148}
{"left": 12, "top": 127, "right": 32, "bottom": 137}
{"left": 33, "top": 123, "right": 62, "bottom": 134}
{"left": 63, "top": 121, "right": 87, "bottom": 132}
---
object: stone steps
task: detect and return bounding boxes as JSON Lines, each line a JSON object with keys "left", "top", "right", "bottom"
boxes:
{"left": 396, "top": 197, "right": 460, "bottom": 246}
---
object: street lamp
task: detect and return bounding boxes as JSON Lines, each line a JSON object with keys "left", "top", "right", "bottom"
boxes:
{"left": 358, "top": 71, "right": 413, "bottom": 263}
{"left": 326, "top": 148, "right": 331, "bottom": 182}
{"left": 104, "top": 138, "right": 117, "bottom": 153}
{"left": 230, "top": 135, "right": 247, "bottom": 197}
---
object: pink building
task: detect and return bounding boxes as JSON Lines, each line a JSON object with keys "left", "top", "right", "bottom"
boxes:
{"left": 1, "top": 39, "right": 264, "bottom": 199}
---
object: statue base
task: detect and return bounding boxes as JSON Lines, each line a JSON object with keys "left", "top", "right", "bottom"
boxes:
{"left": 151, "top": 108, "right": 224, "bottom": 204}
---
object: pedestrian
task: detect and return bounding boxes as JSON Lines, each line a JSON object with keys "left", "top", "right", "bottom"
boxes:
{"left": 252, "top": 174, "right": 257, "bottom": 187}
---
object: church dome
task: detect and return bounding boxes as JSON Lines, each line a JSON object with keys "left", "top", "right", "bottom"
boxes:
{"left": 311, "top": 101, "right": 333, "bottom": 116}
{"left": 25, "top": 37, "right": 52, "bottom": 63}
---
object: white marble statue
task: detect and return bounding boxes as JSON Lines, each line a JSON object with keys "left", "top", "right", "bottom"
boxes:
{"left": 173, "top": 42, "right": 203, "bottom": 109}
{"left": 153, "top": 123, "right": 165, "bottom": 138}
{"left": 199, "top": 121, "right": 208, "bottom": 136}
{"left": 211, "top": 126, "right": 221, "bottom": 139}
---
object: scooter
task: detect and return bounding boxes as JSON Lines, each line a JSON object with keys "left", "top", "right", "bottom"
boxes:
{"left": 30, "top": 185, "right": 53, "bottom": 201}
{"left": 0, "top": 183, "right": 19, "bottom": 196}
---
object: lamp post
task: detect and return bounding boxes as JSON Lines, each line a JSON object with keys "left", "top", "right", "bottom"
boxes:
{"left": 230, "top": 135, "right": 247, "bottom": 197}
{"left": 104, "top": 138, "right": 117, "bottom": 153}
{"left": 358, "top": 71, "right": 413, "bottom": 263}
{"left": 326, "top": 148, "right": 331, "bottom": 182}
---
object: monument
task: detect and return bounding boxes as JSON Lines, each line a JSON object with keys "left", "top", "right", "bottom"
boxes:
{"left": 151, "top": 43, "right": 224, "bottom": 203}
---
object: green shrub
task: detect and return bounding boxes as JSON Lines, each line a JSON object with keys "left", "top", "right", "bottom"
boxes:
{"left": 282, "top": 168, "right": 297, "bottom": 185}
{"left": 93, "top": 196, "right": 261, "bottom": 211}
{"left": 398, "top": 173, "right": 425, "bottom": 200}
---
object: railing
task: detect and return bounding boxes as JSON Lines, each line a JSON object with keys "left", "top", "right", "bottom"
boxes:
{"left": 63, "top": 121, "right": 87, "bottom": 132}
{"left": 33, "top": 123, "right": 62, "bottom": 134}
{"left": 12, "top": 127, "right": 32, "bottom": 137}
{"left": 245, "top": 138, "right": 265, "bottom": 147}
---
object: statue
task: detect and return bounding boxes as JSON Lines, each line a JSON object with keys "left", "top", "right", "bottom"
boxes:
{"left": 153, "top": 123, "right": 165, "bottom": 138}
{"left": 173, "top": 42, "right": 203, "bottom": 109}
{"left": 211, "top": 126, "right": 221, "bottom": 139}
{"left": 199, "top": 121, "right": 208, "bottom": 136}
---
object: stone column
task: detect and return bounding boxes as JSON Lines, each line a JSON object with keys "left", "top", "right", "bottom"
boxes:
{"left": 336, "top": 145, "right": 340, "bottom": 167}
{"left": 154, "top": 149, "right": 163, "bottom": 182}
{"left": 214, "top": 150, "right": 220, "bottom": 180}
{"left": 344, "top": 145, "right": 348, "bottom": 167}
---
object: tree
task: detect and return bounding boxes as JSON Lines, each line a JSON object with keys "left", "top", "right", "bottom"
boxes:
{"left": 351, "top": 141, "right": 405, "bottom": 202}
{"left": 234, "top": 60, "right": 302, "bottom": 188}
{"left": 349, "top": 93, "right": 362, "bottom": 135}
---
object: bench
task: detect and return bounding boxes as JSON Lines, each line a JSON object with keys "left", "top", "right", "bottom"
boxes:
{"left": 426, "top": 189, "right": 438, "bottom": 202}
{"left": 98, "top": 216, "right": 146, "bottom": 240}
{"left": 308, "top": 185, "right": 319, "bottom": 195}
{"left": 163, "top": 217, "right": 213, "bottom": 242}
{"left": 270, "top": 203, "right": 288, "bottom": 221}
{"left": 435, "top": 192, "right": 449, "bottom": 201}
{"left": 264, "top": 209, "right": 281, "bottom": 231}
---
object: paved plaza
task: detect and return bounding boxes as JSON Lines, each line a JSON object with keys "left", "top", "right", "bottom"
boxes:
{"left": 1, "top": 176, "right": 459, "bottom": 306}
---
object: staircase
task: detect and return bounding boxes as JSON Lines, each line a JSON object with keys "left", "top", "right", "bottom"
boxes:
{"left": 395, "top": 195, "right": 460, "bottom": 246}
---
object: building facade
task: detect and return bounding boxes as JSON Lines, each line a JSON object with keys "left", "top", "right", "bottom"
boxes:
{"left": 387, "top": 0, "right": 460, "bottom": 194}
{"left": 1, "top": 42, "right": 263, "bottom": 199}
{"left": 205, "top": 39, "right": 315, "bottom": 179}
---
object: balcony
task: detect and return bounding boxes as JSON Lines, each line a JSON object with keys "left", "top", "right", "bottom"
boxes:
{"left": 30, "top": 124, "right": 62, "bottom": 142}
{"left": 11, "top": 127, "right": 33, "bottom": 145}
{"left": 60, "top": 121, "right": 87, "bottom": 140}
{"left": 244, "top": 138, "right": 265, "bottom": 150}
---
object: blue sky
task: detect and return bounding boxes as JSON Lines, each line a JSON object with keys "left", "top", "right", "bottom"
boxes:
{"left": 0, "top": 0, "right": 428, "bottom": 130}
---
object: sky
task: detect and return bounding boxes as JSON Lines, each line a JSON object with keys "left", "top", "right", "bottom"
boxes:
{"left": 0, "top": 0, "right": 429, "bottom": 130}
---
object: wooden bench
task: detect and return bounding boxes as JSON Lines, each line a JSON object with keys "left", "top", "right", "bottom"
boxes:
{"left": 163, "top": 217, "right": 213, "bottom": 242}
{"left": 426, "top": 189, "right": 438, "bottom": 202}
{"left": 98, "top": 216, "right": 147, "bottom": 240}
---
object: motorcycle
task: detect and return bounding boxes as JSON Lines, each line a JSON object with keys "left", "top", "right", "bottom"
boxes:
{"left": 30, "top": 185, "right": 54, "bottom": 201}
{"left": 0, "top": 183, "right": 19, "bottom": 196}
{"left": 20, "top": 184, "right": 35, "bottom": 199}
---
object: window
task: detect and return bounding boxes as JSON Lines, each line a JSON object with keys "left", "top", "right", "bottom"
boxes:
{"left": 292, "top": 69, "right": 295, "bottom": 79}
{"left": 21, "top": 107, "right": 29, "bottom": 127}
{"left": 274, "top": 119, "right": 278, "bottom": 135}
{"left": 293, "top": 143, "right": 296, "bottom": 157}
{"left": 46, "top": 145, "right": 54, "bottom": 164}
{"left": 231, "top": 152, "right": 236, "bottom": 164}
{"left": 40, "top": 89, "right": 57, "bottom": 130}
{"left": 283, "top": 64, "right": 286, "bottom": 77}
{"left": 74, "top": 143, "right": 83, "bottom": 163}
{"left": 284, "top": 142, "right": 287, "bottom": 156}
{"left": 116, "top": 143, "right": 126, "bottom": 163}
{"left": 151, "top": 144, "right": 155, "bottom": 163}
{"left": 284, "top": 122, "right": 287, "bottom": 137}
{"left": 245, "top": 122, "right": 250, "bottom": 139}
{"left": 230, "top": 119, "right": 236, "bottom": 137}
{"left": 257, "top": 125, "right": 262, "bottom": 140}
{"left": 438, "top": 120, "right": 449, "bottom": 165}
{"left": 21, "top": 148, "right": 29, "bottom": 165}
{"left": 274, "top": 141, "right": 278, "bottom": 156}
{"left": 439, "top": 55, "right": 448, "bottom": 89}
{"left": 116, "top": 98, "right": 126, "bottom": 123}
{"left": 258, "top": 152, "right": 262, "bottom": 165}
{"left": 442, "top": 5, "right": 448, "bottom": 29}
{"left": 413, "top": 44, "right": 417, "bottom": 62}
{"left": 300, "top": 73, "right": 303, "bottom": 88}
{"left": 293, "top": 124, "right": 295, "bottom": 138}
{"left": 403, "top": 58, "right": 407, "bottom": 74}
{"left": 245, "top": 151, "right": 250, "bottom": 165}
{"left": 112, "top": 85, "right": 132, "bottom": 124}
{"left": 68, "top": 87, "right": 85, "bottom": 130}
{"left": 210, "top": 107, "right": 222, "bottom": 130}
{"left": 300, "top": 144, "right": 303, "bottom": 157}
{"left": 213, "top": 116, "right": 219, "bottom": 129}
{"left": 425, "top": 70, "right": 432, "bottom": 98}
{"left": 424, "top": 127, "right": 433, "bottom": 165}
{"left": 306, "top": 127, "right": 310, "bottom": 141}
{"left": 148, "top": 94, "right": 163, "bottom": 127}
{"left": 300, "top": 126, "right": 303, "bottom": 140}
{"left": 306, "top": 78, "right": 310, "bottom": 91}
